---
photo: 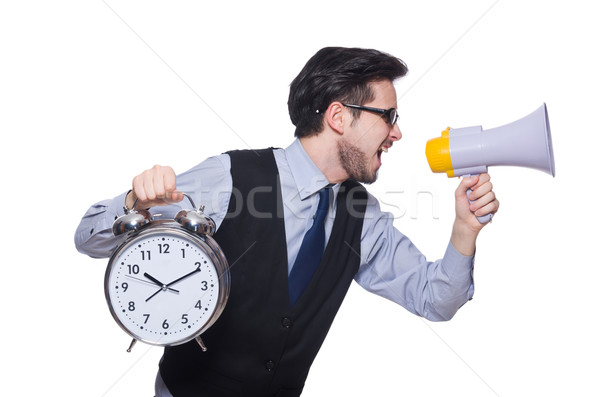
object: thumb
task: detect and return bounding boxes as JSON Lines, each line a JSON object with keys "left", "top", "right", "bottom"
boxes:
{"left": 457, "top": 175, "right": 479, "bottom": 195}
{"left": 165, "top": 190, "right": 185, "bottom": 204}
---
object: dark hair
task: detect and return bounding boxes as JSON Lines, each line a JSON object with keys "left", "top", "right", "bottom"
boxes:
{"left": 288, "top": 47, "right": 408, "bottom": 138}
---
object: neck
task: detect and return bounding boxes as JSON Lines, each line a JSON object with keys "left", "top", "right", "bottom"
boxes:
{"left": 299, "top": 134, "right": 348, "bottom": 184}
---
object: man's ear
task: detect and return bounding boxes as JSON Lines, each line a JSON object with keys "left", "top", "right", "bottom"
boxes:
{"left": 324, "top": 102, "right": 345, "bottom": 135}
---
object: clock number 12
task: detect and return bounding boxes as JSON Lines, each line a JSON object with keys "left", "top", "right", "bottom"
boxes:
{"left": 158, "top": 243, "right": 170, "bottom": 254}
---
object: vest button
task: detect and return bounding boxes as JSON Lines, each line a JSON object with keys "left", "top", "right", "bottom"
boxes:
{"left": 265, "top": 360, "right": 275, "bottom": 372}
{"left": 281, "top": 317, "right": 293, "bottom": 328}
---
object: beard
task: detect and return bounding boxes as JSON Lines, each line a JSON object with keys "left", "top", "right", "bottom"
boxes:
{"left": 337, "top": 138, "right": 378, "bottom": 184}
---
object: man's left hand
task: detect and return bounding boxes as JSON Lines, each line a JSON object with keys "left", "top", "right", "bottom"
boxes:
{"left": 451, "top": 173, "right": 500, "bottom": 255}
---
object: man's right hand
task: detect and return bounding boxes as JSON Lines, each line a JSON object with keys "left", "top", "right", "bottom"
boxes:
{"left": 126, "top": 165, "right": 184, "bottom": 210}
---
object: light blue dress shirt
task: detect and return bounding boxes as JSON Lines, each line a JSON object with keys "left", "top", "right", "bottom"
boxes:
{"left": 75, "top": 139, "right": 474, "bottom": 322}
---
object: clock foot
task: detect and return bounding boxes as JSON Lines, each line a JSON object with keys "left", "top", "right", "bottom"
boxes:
{"left": 126, "top": 338, "right": 137, "bottom": 353}
{"left": 195, "top": 336, "right": 207, "bottom": 352}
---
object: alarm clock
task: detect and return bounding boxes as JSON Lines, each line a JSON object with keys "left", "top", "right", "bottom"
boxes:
{"left": 105, "top": 192, "right": 230, "bottom": 352}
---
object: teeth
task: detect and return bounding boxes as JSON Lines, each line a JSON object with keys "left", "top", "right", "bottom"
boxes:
{"left": 380, "top": 146, "right": 388, "bottom": 153}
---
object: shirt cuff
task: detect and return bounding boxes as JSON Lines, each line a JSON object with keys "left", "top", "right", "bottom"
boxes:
{"left": 442, "top": 240, "right": 475, "bottom": 299}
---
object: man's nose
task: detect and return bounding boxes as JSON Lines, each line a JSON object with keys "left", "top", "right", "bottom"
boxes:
{"left": 389, "top": 123, "right": 402, "bottom": 141}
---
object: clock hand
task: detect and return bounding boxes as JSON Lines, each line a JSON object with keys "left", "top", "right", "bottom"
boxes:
{"left": 165, "top": 265, "right": 202, "bottom": 288}
{"left": 145, "top": 266, "right": 201, "bottom": 302}
{"left": 124, "top": 274, "right": 179, "bottom": 293}
{"left": 143, "top": 272, "right": 179, "bottom": 291}
{"left": 143, "top": 272, "right": 164, "bottom": 286}
{"left": 145, "top": 288, "right": 162, "bottom": 302}
{"left": 142, "top": 272, "right": 182, "bottom": 302}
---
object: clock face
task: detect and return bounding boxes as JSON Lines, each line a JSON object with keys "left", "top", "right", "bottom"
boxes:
{"left": 106, "top": 227, "right": 224, "bottom": 346}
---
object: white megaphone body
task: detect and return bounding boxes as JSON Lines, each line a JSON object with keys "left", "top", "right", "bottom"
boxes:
{"left": 426, "top": 103, "right": 555, "bottom": 223}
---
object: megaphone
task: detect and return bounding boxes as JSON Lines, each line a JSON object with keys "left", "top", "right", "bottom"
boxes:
{"left": 426, "top": 103, "right": 555, "bottom": 223}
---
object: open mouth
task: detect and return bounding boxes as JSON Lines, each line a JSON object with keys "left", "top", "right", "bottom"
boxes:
{"left": 377, "top": 145, "right": 389, "bottom": 162}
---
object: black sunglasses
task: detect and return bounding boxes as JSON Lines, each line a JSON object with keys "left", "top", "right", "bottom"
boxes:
{"left": 342, "top": 103, "right": 399, "bottom": 126}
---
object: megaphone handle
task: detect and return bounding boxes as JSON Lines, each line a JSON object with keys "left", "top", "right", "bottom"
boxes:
{"left": 465, "top": 174, "right": 493, "bottom": 224}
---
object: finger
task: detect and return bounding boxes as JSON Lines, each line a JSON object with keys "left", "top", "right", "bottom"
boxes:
{"left": 456, "top": 175, "right": 479, "bottom": 198}
{"left": 132, "top": 174, "right": 148, "bottom": 202}
{"left": 161, "top": 167, "right": 182, "bottom": 204}
{"left": 143, "top": 169, "right": 157, "bottom": 201}
{"left": 476, "top": 172, "right": 491, "bottom": 186}
{"left": 468, "top": 173, "right": 489, "bottom": 193}
{"left": 469, "top": 180, "right": 493, "bottom": 201}
{"left": 162, "top": 166, "right": 177, "bottom": 196}
{"left": 474, "top": 198, "right": 500, "bottom": 218}
{"left": 470, "top": 189, "right": 496, "bottom": 208}
{"left": 167, "top": 190, "right": 184, "bottom": 204}
{"left": 152, "top": 166, "right": 166, "bottom": 199}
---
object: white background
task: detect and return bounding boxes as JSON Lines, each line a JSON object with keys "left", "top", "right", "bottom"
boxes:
{"left": 1, "top": 0, "right": 598, "bottom": 396}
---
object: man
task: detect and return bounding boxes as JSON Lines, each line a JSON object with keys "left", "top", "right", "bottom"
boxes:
{"left": 75, "top": 47, "right": 499, "bottom": 396}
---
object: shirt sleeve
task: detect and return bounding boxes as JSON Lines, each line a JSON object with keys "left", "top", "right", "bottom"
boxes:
{"left": 355, "top": 192, "right": 474, "bottom": 322}
{"left": 74, "top": 155, "right": 232, "bottom": 259}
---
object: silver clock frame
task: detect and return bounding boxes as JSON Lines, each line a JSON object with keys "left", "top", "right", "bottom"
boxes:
{"left": 105, "top": 220, "right": 230, "bottom": 351}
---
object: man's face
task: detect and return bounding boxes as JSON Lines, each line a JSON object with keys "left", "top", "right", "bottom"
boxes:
{"left": 337, "top": 80, "right": 402, "bottom": 184}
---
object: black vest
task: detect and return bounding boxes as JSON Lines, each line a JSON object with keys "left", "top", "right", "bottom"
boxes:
{"left": 160, "top": 149, "right": 367, "bottom": 397}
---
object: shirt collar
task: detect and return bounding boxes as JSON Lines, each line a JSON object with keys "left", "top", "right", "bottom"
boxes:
{"left": 285, "top": 139, "right": 331, "bottom": 200}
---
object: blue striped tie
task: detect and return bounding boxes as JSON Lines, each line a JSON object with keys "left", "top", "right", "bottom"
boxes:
{"left": 288, "top": 187, "right": 330, "bottom": 306}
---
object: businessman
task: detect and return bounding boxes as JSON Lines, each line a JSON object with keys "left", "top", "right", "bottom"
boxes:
{"left": 75, "top": 46, "right": 499, "bottom": 396}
